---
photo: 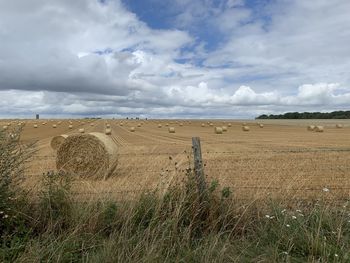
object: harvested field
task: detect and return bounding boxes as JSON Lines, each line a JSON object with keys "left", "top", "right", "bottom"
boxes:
{"left": 2, "top": 118, "right": 350, "bottom": 203}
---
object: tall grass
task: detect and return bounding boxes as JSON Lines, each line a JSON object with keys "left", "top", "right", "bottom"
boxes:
{"left": 1, "top": 129, "right": 350, "bottom": 262}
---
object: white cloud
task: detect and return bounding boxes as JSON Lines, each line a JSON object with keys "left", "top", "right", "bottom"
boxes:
{"left": 0, "top": 0, "right": 349, "bottom": 118}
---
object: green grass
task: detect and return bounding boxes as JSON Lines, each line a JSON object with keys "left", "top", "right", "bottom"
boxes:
{"left": 1, "top": 129, "right": 350, "bottom": 262}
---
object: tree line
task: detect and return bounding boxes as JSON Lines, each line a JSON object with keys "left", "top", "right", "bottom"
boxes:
{"left": 256, "top": 110, "right": 350, "bottom": 119}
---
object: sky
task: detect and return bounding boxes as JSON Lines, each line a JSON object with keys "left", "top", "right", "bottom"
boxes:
{"left": 0, "top": 0, "right": 349, "bottom": 119}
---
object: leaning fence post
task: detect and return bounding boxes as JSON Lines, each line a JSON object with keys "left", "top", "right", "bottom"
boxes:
{"left": 192, "top": 137, "right": 207, "bottom": 201}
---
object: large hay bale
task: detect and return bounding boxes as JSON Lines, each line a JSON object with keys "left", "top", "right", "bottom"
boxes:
{"left": 222, "top": 126, "right": 228, "bottom": 132}
{"left": 120, "top": 122, "right": 123, "bottom": 126}
{"left": 106, "top": 124, "right": 111, "bottom": 128}
{"left": 215, "top": 127, "right": 223, "bottom": 134}
{"left": 165, "top": 123, "right": 169, "bottom": 127}
{"left": 33, "top": 124, "right": 38, "bottom": 128}
{"left": 2, "top": 125, "right": 8, "bottom": 130}
{"left": 307, "top": 125, "right": 315, "bottom": 131}
{"left": 56, "top": 132, "right": 118, "bottom": 179}
{"left": 259, "top": 124, "right": 264, "bottom": 128}
{"left": 201, "top": 123, "right": 205, "bottom": 127}
{"left": 209, "top": 123, "right": 213, "bottom": 127}
{"left": 179, "top": 123, "right": 183, "bottom": 127}
{"left": 315, "top": 126, "right": 324, "bottom": 132}
{"left": 130, "top": 127, "right": 135, "bottom": 132}
{"left": 79, "top": 128, "right": 85, "bottom": 133}
{"left": 228, "top": 123, "right": 232, "bottom": 127}
{"left": 336, "top": 124, "right": 343, "bottom": 128}
{"left": 52, "top": 124, "right": 57, "bottom": 128}
{"left": 168, "top": 127, "right": 175, "bottom": 133}
{"left": 69, "top": 125, "right": 73, "bottom": 129}
{"left": 242, "top": 126, "right": 250, "bottom": 131}
{"left": 90, "top": 123, "right": 94, "bottom": 127}
{"left": 158, "top": 124, "right": 162, "bottom": 128}
{"left": 51, "top": 134, "right": 68, "bottom": 150}
{"left": 105, "top": 128, "right": 112, "bottom": 135}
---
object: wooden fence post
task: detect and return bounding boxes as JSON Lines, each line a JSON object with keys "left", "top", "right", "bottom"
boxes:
{"left": 192, "top": 137, "right": 207, "bottom": 200}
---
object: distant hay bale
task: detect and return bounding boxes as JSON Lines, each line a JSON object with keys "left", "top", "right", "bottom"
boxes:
{"left": 50, "top": 134, "right": 68, "bottom": 150}
{"left": 242, "top": 122, "right": 247, "bottom": 126}
{"left": 209, "top": 123, "right": 213, "bottom": 127}
{"left": 336, "top": 124, "right": 343, "bottom": 128}
{"left": 69, "top": 125, "right": 73, "bottom": 129}
{"left": 137, "top": 123, "right": 141, "bottom": 127}
{"left": 179, "top": 123, "right": 183, "bottom": 126}
{"left": 105, "top": 128, "right": 112, "bottom": 135}
{"left": 307, "top": 125, "right": 315, "bottom": 131}
{"left": 158, "top": 124, "right": 162, "bottom": 128}
{"left": 165, "top": 123, "right": 169, "bottom": 127}
{"left": 42, "top": 122, "right": 46, "bottom": 125}
{"left": 215, "top": 127, "right": 223, "bottom": 134}
{"left": 52, "top": 124, "right": 57, "bottom": 128}
{"left": 222, "top": 126, "right": 228, "bottom": 132}
{"left": 201, "top": 123, "right": 205, "bottom": 127}
{"left": 130, "top": 127, "right": 135, "bottom": 132}
{"left": 106, "top": 124, "right": 111, "bottom": 128}
{"left": 79, "top": 128, "right": 85, "bottom": 133}
{"left": 168, "top": 127, "right": 175, "bottom": 133}
{"left": 2, "top": 125, "right": 8, "bottom": 130}
{"left": 228, "top": 123, "right": 232, "bottom": 127}
{"left": 315, "top": 126, "right": 324, "bottom": 132}
{"left": 242, "top": 126, "right": 250, "bottom": 132}
{"left": 90, "top": 123, "right": 94, "bottom": 127}
{"left": 56, "top": 132, "right": 118, "bottom": 179}
{"left": 120, "top": 123, "right": 123, "bottom": 126}
{"left": 33, "top": 124, "right": 38, "bottom": 128}
{"left": 259, "top": 124, "right": 264, "bottom": 128}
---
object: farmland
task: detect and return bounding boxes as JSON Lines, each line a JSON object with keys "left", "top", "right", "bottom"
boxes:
{"left": 2, "top": 118, "right": 350, "bottom": 202}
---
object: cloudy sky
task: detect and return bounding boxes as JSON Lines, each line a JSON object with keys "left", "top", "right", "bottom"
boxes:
{"left": 0, "top": 0, "right": 349, "bottom": 119}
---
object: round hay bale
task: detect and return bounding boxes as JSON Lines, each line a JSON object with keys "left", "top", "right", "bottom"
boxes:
{"left": 51, "top": 134, "right": 68, "bottom": 150}
{"left": 179, "top": 123, "right": 183, "bottom": 127}
{"left": 315, "top": 126, "right": 324, "bottom": 132}
{"left": 242, "top": 126, "right": 250, "bottom": 132}
{"left": 120, "top": 123, "right": 123, "bottom": 126}
{"left": 79, "top": 128, "right": 85, "bottom": 133}
{"left": 242, "top": 122, "right": 247, "bottom": 126}
{"left": 130, "top": 127, "right": 135, "bottom": 132}
{"left": 259, "top": 124, "right": 264, "bottom": 128}
{"left": 2, "top": 125, "right": 8, "bottom": 130}
{"left": 69, "top": 125, "right": 73, "bottom": 129}
{"left": 158, "top": 124, "right": 162, "bottom": 128}
{"left": 215, "top": 127, "right": 223, "bottom": 134}
{"left": 165, "top": 123, "right": 169, "bottom": 127}
{"left": 105, "top": 128, "right": 112, "bottom": 135}
{"left": 106, "top": 124, "right": 111, "bottom": 128}
{"left": 137, "top": 123, "right": 141, "bottom": 127}
{"left": 42, "top": 122, "right": 46, "bottom": 125}
{"left": 336, "top": 124, "right": 343, "bottom": 128}
{"left": 209, "top": 123, "right": 213, "bottom": 127}
{"left": 168, "top": 127, "right": 175, "bottom": 133}
{"left": 33, "top": 124, "right": 38, "bottom": 128}
{"left": 52, "top": 124, "right": 57, "bottom": 128}
{"left": 56, "top": 132, "right": 118, "bottom": 179}
{"left": 90, "top": 123, "right": 94, "bottom": 127}
{"left": 222, "top": 126, "right": 227, "bottom": 132}
{"left": 201, "top": 123, "right": 205, "bottom": 127}
{"left": 228, "top": 123, "right": 232, "bottom": 127}
{"left": 307, "top": 125, "right": 315, "bottom": 131}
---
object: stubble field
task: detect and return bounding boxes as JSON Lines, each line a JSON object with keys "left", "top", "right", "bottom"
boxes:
{"left": 2, "top": 119, "right": 350, "bottom": 203}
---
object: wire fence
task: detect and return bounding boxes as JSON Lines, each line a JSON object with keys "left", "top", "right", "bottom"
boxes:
{"left": 26, "top": 141, "right": 350, "bottom": 202}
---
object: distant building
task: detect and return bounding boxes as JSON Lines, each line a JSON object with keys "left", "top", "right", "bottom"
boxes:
{"left": 36, "top": 114, "right": 39, "bottom": 119}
